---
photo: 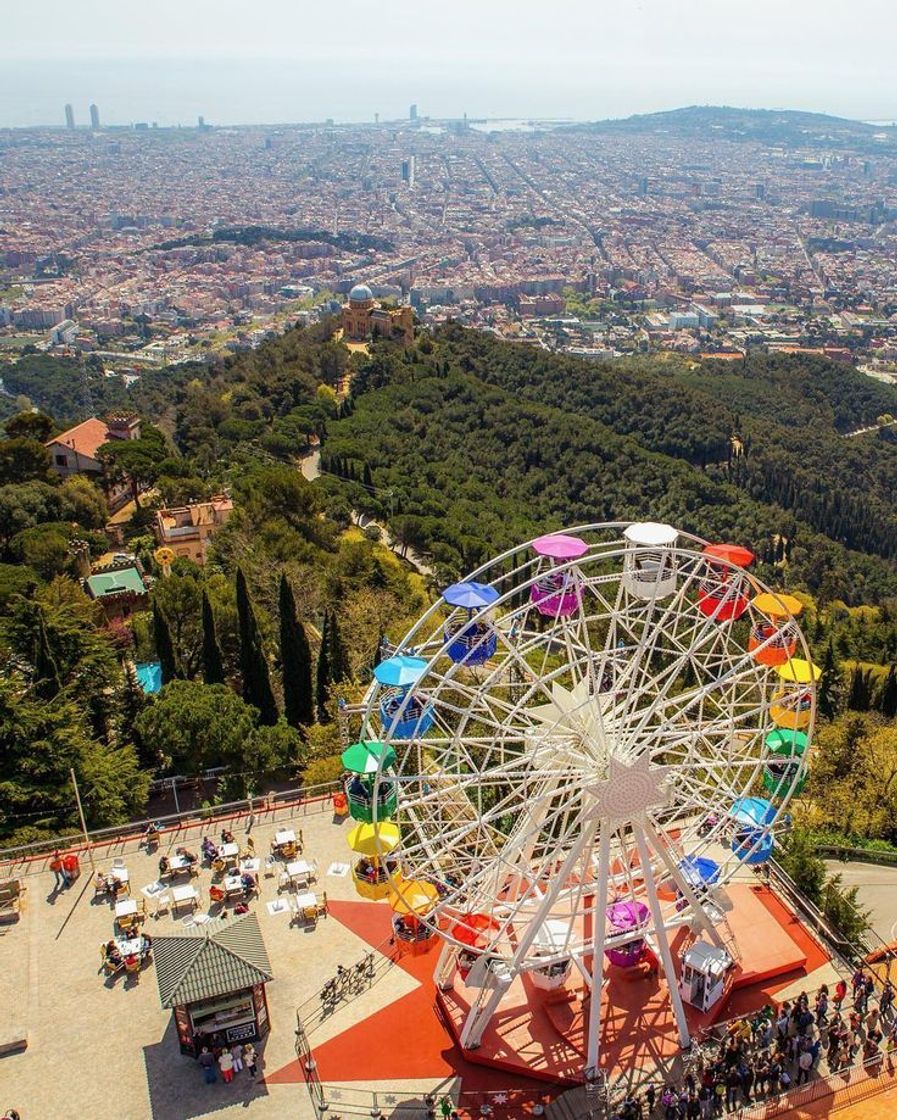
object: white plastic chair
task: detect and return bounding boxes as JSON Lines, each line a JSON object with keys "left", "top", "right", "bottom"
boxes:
{"left": 153, "top": 892, "right": 172, "bottom": 918}
{"left": 112, "top": 857, "right": 126, "bottom": 870}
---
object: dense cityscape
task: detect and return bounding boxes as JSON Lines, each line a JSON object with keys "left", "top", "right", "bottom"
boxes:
{"left": 5, "top": 10, "right": 897, "bottom": 1110}
{"left": 2, "top": 106, "right": 897, "bottom": 375}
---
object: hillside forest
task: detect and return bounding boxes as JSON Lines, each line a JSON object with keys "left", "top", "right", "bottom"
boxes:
{"left": 2, "top": 321, "right": 897, "bottom": 942}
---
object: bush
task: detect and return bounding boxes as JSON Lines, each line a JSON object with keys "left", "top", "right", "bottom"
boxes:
{"left": 302, "top": 754, "right": 344, "bottom": 787}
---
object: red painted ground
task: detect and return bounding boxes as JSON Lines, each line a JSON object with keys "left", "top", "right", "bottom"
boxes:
{"left": 268, "top": 885, "right": 831, "bottom": 1092}
{"left": 267, "top": 900, "right": 554, "bottom": 1092}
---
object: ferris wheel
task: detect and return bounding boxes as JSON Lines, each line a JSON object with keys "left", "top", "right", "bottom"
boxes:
{"left": 341, "top": 522, "right": 817, "bottom": 1075}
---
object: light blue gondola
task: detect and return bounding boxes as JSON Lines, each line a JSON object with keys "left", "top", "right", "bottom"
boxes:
{"left": 375, "top": 655, "right": 434, "bottom": 737}
{"left": 732, "top": 827, "right": 774, "bottom": 865}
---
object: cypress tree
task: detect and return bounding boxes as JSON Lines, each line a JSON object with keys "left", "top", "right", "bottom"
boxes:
{"left": 316, "top": 611, "right": 332, "bottom": 723}
{"left": 279, "top": 573, "right": 314, "bottom": 729}
{"left": 236, "top": 567, "right": 278, "bottom": 726}
{"left": 32, "top": 605, "right": 61, "bottom": 701}
{"left": 880, "top": 664, "right": 897, "bottom": 718}
{"left": 328, "top": 611, "right": 350, "bottom": 685}
{"left": 847, "top": 665, "right": 872, "bottom": 712}
{"left": 817, "top": 640, "right": 844, "bottom": 720}
{"left": 153, "top": 603, "right": 180, "bottom": 685}
{"left": 201, "top": 590, "right": 225, "bottom": 686}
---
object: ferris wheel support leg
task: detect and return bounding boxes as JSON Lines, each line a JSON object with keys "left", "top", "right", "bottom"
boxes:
{"left": 585, "top": 825, "right": 612, "bottom": 1075}
{"left": 460, "top": 824, "right": 596, "bottom": 1051}
{"left": 642, "top": 820, "right": 724, "bottom": 951}
{"left": 434, "top": 938, "right": 456, "bottom": 992}
{"left": 634, "top": 823, "right": 691, "bottom": 1050}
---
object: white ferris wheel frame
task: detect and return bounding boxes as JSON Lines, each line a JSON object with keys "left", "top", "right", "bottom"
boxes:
{"left": 358, "top": 522, "right": 816, "bottom": 1074}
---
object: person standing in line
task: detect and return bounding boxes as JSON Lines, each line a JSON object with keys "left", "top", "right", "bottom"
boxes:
{"left": 219, "top": 1047, "right": 234, "bottom": 1083}
{"left": 198, "top": 1047, "right": 217, "bottom": 1084}
{"left": 243, "top": 1042, "right": 258, "bottom": 1078}
{"left": 230, "top": 1041, "right": 244, "bottom": 1073}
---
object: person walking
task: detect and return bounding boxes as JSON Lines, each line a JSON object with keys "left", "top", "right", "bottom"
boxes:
{"left": 198, "top": 1047, "right": 217, "bottom": 1085}
{"left": 796, "top": 1047, "right": 813, "bottom": 1085}
{"left": 243, "top": 1042, "right": 258, "bottom": 1078}
{"left": 834, "top": 979, "right": 847, "bottom": 1012}
{"left": 49, "top": 850, "right": 69, "bottom": 890}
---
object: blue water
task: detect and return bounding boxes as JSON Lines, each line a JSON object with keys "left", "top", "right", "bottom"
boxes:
{"left": 135, "top": 661, "right": 162, "bottom": 694}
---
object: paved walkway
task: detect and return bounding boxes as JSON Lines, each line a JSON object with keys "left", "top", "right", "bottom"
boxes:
{"left": 823, "top": 860, "right": 897, "bottom": 944}
{"left": 0, "top": 800, "right": 430, "bottom": 1120}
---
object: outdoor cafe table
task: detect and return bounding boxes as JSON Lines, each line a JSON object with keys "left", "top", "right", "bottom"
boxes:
{"left": 240, "top": 858, "right": 261, "bottom": 874}
{"left": 274, "top": 829, "right": 296, "bottom": 847}
{"left": 114, "top": 898, "right": 138, "bottom": 919}
{"left": 109, "top": 867, "right": 130, "bottom": 885}
{"left": 171, "top": 884, "right": 199, "bottom": 913}
{"left": 116, "top": 937, "right": 144, "bottom": 957}
{"left": 294, "top": 891, "right": 317, "bottom": 913}
{"left": 286, "top": 860, "right": 314, "bottom": 883}
{"left": 168, "top": 855, "right": 193, "bottom": 874}
{"left": 223, "top": 875, "right": 244, "bottom": 896}
{"left": 219, "top": 842, "right": 240, "bottom": 860}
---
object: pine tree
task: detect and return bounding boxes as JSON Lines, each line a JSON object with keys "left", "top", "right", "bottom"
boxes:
{"left": 328, "top": 611, "right": 350, "bottom": 685}
{"left": 235, "top": 567, "right": 278, "bottom": 726}
{"left": 316, "top": 611, "right": 331, "bottom": 723}
{"left": 879, "top": 664, "right": 897, "bottom": 718}
{"left": 201, "top": 590, "right": 225, "bottom": 685}
{"left": 153, "top": 603, "right": 180, "bottom": 685}
{"left": 817, "top": 640, "right": 844, "bottom": 720}
{"left": 279, "top": 574, "right": 314, "bottom": 729}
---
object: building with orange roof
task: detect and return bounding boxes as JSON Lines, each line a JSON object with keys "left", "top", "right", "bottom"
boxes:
{"left": 155, "top": 495, "right": 234, "bottom": 565}
{"left": 45, "top": 414, "right": 141, "bottom": 510}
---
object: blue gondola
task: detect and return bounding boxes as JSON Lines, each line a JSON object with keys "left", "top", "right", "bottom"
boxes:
{"left": 443, "top": 581, "right": 500, "bottom": 665}
{"left": 379, "top": 689, "right": 434, "bottom": 738}
{"left": 732, "top": 827, "right": 774, "bottom": 865}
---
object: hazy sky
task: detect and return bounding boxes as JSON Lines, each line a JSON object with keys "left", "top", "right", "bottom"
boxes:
{"left": 1, "top": 0, "right": 896, "bottom": 126}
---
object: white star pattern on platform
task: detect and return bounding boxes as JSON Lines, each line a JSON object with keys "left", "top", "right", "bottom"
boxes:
{"left": 582, "top": 753, "right": 672, "bottom": 824}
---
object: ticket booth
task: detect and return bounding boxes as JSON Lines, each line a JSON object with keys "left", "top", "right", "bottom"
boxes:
{"left": 678, "top": 941, "right": 732, "bottom": 1013}
{"left": 154, "top": 912, "right": 273, "bottom": 1057}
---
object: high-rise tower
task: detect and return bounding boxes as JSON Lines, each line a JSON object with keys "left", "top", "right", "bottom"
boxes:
{"left": 64, "top": 103, "right": 75, "bottom": 129}
{"left": 89, "top": 103, "right": 100, "bottom": 129}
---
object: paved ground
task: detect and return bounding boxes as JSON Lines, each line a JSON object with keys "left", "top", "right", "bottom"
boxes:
{"left": 823, "top": 859, "right": 897, "bottom": 944}
{"left": 0, "top": 799, "right": 438, "bottom": 1120}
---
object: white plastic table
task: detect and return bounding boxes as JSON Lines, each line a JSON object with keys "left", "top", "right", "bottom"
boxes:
{"left": 219, "top": 842, "right": 240, "bottom": 859}
{"left": 168, "top": 855, "right": 193, "bottom": 873}
{"left": 274, "top": 829, "right": 296, "bottom": 846}
{"left": 294, "top": 891, "right": 317, "bottom": 911}
{"left": 116, "top": 937, "right": 143, "bottom": 957}
{"left": 287, "top": 860, "right": 314, "bottom": 882}
{"left": 223, "top": 875, "right": 244, "bottom": 894}
{"left": 109, "top": 867, "right": 130, "bottom": 884}
{"left": 266, "top": 898, "right": 292, "bottom": 916}
{"left": 114, "top": 898, "right": 137, "bottom": 918}
{"left": 171, "top": 884, "right": 198, "bottom": 912}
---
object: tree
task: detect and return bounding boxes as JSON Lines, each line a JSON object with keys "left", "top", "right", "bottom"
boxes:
{"left": 0, "top": 669, "right": 149, "bottom": 844}
{"left": 150, "top": 567, "right": 204, "bottom": 678}
{"left": 0, "top": 438, "right": 53, "bottom": 485}
{"left": 328, "top": 610, "right": 351, "bottom": 685}
{"left": 236, "top": 567, "right": 278, "bottom": 725}
{"left": 153, "top": 603, "right": 180, "bottom": 685}
{"left": 134, "top": 680, "right": 257, "bottom": 777}
{"left": 879, "top": 663, "right": 897, "bottom": 718}
{"left": 279, "top": 573, "right": 313, "bottom": 730}
{"left": 4, "top": 410, "right": 55, "bottom": 442}
{"left": 847, "top": 665, "right": 873, "bottom": 711}
{"left": 817, "top": 640, "right": 844, "bottom": 720}
{"left": 201, "top": 590, "right": 225, "bottom": 685}
{"left": 316, "top": 611, "right": 331, "bottom": 722}
{"left": 96, "top": 424, "right": 168, "bottom": 507}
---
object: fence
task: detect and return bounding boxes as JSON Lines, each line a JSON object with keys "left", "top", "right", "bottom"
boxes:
{"left": 737, "top": 1050, "right": 897, "bottom": 1118}
{"left": 0, "top": 780, "right": 341, "bottom": 877}
{"left": 815, "top": 843, "right": 897, "bottom": 868}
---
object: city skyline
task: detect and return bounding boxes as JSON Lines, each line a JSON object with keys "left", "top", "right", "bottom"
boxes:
{"left": 2, "top": 0, "right": 897, "bottom": 127}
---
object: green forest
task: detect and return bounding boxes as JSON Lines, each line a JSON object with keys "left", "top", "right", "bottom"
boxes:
{"left": 3, "top": 317, "right": 897, "bottom": 937}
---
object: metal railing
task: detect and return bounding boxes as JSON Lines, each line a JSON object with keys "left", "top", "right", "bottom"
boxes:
{"left": 0, "top": 780, "right": 341, "bottom": 876}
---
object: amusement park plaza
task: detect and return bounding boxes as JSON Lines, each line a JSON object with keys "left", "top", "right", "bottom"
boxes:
{"left": 5, "top": 524, "right": 897, "bottom": 1120}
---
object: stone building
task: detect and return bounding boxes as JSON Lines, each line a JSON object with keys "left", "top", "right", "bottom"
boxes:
{"left": 341, "top": 284, "right": 413, "bottom": 346}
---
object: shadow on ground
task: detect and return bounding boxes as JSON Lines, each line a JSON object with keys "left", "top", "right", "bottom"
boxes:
{"left": 144, "top": 1019, "right": 270, "bottom": 1119}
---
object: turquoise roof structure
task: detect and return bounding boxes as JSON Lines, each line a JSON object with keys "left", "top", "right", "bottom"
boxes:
{"left": 86, "top": 567, "right": 147, "bottom": 599}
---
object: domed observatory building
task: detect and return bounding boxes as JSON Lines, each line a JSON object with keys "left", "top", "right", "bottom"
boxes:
{"left": 341, "top": 283, "right": 414, "bottom": 346}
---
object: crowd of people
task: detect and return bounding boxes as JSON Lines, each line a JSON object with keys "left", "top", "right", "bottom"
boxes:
{"left": 196, "top": 1041, "right": 258, "bottom": 1085}
{"left": 608, "top": 969, "right": 896, "bottom": 1119}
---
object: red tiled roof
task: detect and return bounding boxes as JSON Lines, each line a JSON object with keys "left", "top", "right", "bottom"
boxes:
{"left": 45, "top": 418, "right": 111, "bottom": 460}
